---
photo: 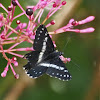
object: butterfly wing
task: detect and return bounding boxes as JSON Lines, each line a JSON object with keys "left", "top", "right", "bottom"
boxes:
{"left": 23, "top": 63, "right": 32, "bottom": 71}
{"left": 39, "top": 57, "right": 72, "bottom": 81}
{"left": 24, "top": 51, "right": 41, "bottom": 67}
{"left": 33, "top": 24, "right": 55, "bottom": 53}
{"left": 23, "top": 25, "right": 55, "bottom": 78}
{"left": 33, "top": 24, "right": 56, "bottom": 63}
{"left": 26, "top": 65, "right": 48, "bottom": 78}
{"left": 23, "top": 51, "right": 48, "bottom": 78}
{"left": 23, "top": 24, "right": 72, "bottom": 80}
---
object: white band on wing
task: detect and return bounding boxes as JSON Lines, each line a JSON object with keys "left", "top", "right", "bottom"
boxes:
{"left": 39, "top": 63, "right": 66, "bottom": 71}
{"left": 37, "top": 37, "right": 48, "bottom": 63}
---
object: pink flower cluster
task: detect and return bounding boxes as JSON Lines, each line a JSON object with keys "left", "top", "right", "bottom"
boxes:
{"left": 0, "top": 0, "right": 95, "bottom": 79}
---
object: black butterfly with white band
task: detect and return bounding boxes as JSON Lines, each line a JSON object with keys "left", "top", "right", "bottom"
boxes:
{"left": 23, "top": 24, "right": 72, "bottom": 81}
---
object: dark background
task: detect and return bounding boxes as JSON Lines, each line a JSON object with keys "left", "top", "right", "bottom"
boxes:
{"left": 0, "top": 0, "right": 99, "bottom": 100}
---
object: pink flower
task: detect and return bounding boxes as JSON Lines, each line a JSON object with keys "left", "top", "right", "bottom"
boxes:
{"left": 0, "top": 0, "right": 95, "bottom": 79}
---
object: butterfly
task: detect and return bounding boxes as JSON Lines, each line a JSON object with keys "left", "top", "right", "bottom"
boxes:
{"left": 23, "top": 24, "right": 72, "bottom": 81}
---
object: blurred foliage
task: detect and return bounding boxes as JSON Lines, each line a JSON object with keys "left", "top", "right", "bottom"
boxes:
{"left": 0, "top": 0, "right": 100, "bottom": 100}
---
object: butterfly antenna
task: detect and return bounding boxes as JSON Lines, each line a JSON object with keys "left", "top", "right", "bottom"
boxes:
{"left": 71, "top": 60, "right": 80, "bottom": 71}
{"left": 62, "top": 34, "right": 72, "bottom": 52}
{"left": 62, "top": 34, "right": 80, "bottom": 71}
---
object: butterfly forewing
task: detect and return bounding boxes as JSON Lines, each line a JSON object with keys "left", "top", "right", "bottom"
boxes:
{"left": 34, "top": 25, "right": 55, "bottom": 53}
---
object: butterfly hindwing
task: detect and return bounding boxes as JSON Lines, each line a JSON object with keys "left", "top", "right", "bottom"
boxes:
{"left": 39, "top": 57, "right": 72, "bottom": 81}
{"left": 26, "top": 65, "right": 48, "bottom": 78}
{"left": 46, "top": 67, "right": 71, "bottom": 81}
{"left": 23, "top": 63, "right": 32, "bottom": 71}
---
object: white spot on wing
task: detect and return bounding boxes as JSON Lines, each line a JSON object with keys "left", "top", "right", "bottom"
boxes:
{"left": 64, "top": 75, "right": 66, "bottom": 77}
{"left": 45, "top": 33, "right": 47, "bottom": 36}
{"left": 64, "top": 70, "right": 68, "bottom": 72}
{"left": 35, "top": 72, "right": 38, "bottom": 74}
{"left": 60, "top": 67, "right": 64, "bottom": 70}
{"left": 25, "top": 71, "right": 27, "bottom": 74}
{"left": 39, "top": 72, "right": 42, "bottom": 74}
{"left": 57, "top": 73, "right": 59, "bottom": 75}
{"left": 34, "top": 77, "right": 37, "bottom": 79}
{"left": 44, "top": 37, "right": 48, "bottom": 42}
{"left": 52, "top": 73, "right": 54, "bottom": 75}
{"left": 23, "top": 67, "right": 25, "bottom": 70}
{"left": 67, "top": 74, "right": 69, "bottom": 77}
{"left": 42, "top": 28, "right": 44, "bottom": 30}
{"left": 30, "top": 76, "right": 33, "bottom": 78}
{"left": 60, "top": 74, "right": 62, "bottom": 77}
{"left": 27, "top": 73, "right": 30, "bottom": 77}
{"left": 38, "top": 34, "right": 40, "bottom": 36}
{"left": 59, "top": 78, "right": 61, "bottom": 80}
{"left": 40, "top": 31, "right": 42, "bottom": 33}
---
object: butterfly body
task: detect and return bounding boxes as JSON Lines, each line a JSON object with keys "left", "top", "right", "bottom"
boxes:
{"left": 23, "top": 25, "right": 72, "bottom": 81}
